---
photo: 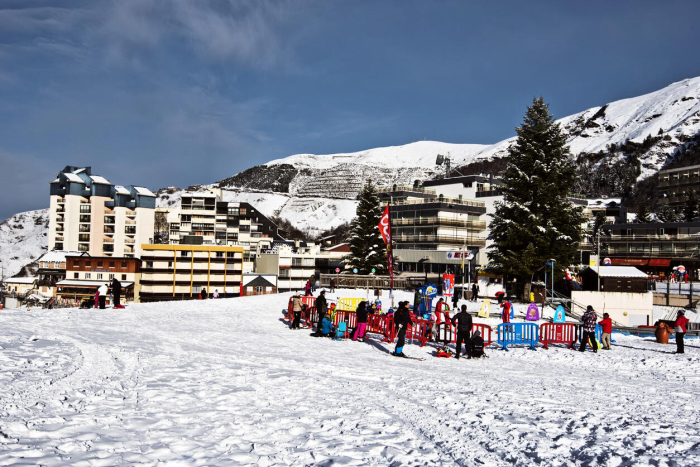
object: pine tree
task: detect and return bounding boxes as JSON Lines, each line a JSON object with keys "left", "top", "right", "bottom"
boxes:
{"left": 635, "top": 199, "right": 653, "bottom": 224}
{"left": 344, "top": 182, "right": 388, "bottom": 275}
{"left": 684, "top": 190, "right": 699, "bottom": 222}
{"left": 488, "top": 97, "right": 585, "bottom": 279}
{"left": 656, "top": 203, "right": 678, "bottom": 223}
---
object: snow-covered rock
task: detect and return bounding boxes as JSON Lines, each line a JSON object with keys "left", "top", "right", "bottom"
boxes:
{"left": 0, "top": 209, "right": 48, "bottom": 280}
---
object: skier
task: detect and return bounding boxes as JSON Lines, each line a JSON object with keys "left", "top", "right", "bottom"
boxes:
{"left": 599, "top": 312, "right": 613, "bottom": 350}
{"left": 673, "top": 310, "right": 690, "bottom": 354}
{"left": 353, "top": 301, "right": 368, "bottom": 342}
{"left": 213, "top": 289, "right": 219, "bottom": 299}
{"left": 98, "top": 283, "right": 108, "bottom": 309}
{"left": 451, "top": 304, "right": 473, "bottom": 359}
{"left": 471, "top": 282, "right": 479, "bottom": 302}
{"left": 392, "top": 301, "right": 413, "bottom": 357}
{"left": 470, "top": 330, "right": 485, "bottom": 358}
{"left": 111, "top": 278, "right": 123, "bottom": 308}
{"left": 291, "top": 293, "right": 303, "bottom": 330}
{"left": 579, "top": 305, "right": 598, "bottom": 353}
{"left": 314, "top": 290, "right": 328, "bottom": 336}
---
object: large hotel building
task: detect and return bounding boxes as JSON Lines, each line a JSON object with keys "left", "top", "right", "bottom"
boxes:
{"left": 49, "top": 166, "right": 156, "bottom": 258}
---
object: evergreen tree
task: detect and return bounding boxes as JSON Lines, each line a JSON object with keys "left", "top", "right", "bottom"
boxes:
{"left": 656, "top": 203, "right": 678, "bottom": 223}
{"left": 592, "top": 211, "right": 608, "bottom": 255}
{"left": 488, "top": 97, "right": 585, "bottom": 279}
{"left": 344, "top": 182, "right": 388, "bottom": 275}
{"left": 684, "top": 190, "right": 699, "bottom": 222}
{"left": 635, "top": 198, "right": 653, "bottom": 223}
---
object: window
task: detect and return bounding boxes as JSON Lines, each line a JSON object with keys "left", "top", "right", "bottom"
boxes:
{"left": 192, "top": 286, "right": 201, "bottom": 293}
{"left": 216, "top": 252, "right": 224, "bottom": 258}
{"left": 255, "top": 286, "right": 263, "bottom": 293}
{"left": 292, "top": 258, "right": 302, "bottom": 267}
{"left": 85, "top": 273, "right": 91, "bottom": 279}
{"left": 85, "top": 261, "right": 91, "bottom": 267}
{"left": 78, "top": 244, "right": 89, "bottom": 252}
{"left": 109, "top": 274, "right": 114, "bottom": 280}
{"left": 78, "top": 234, "right": 90, "bottom": 242}
{"left": 79, "top": 204, "right": 91, "bottom": 213}
{"left": 279, "top": 269, "right": 290, "bottom": 277}
{"left": 109, "top": 262, "right": 115, "bottom": 268}
{"left": 97, "top": 273, "right": 103, "bottom": 280}
{"left": 228, "top": 207, "right": 239, "bottom": 216}
{"left": 97, "top": 261, "right": 103, "bottom": 267}
{"left": 227, "top": 252, "right": 236, "bottom": 258}
{"left": 125, "top": 225, "right": 136, "bottom": 234}
{"left": 79, "top": 215, "right": 91, "bottom": 223}
{"left": 74, "top": 272, "right": 79, "bottom": 278}
{"left": 121, "top": 274, "right": 126, "bottom": 280}
{"left": 79, "top": 224, "right": 91, "bottom": 232}
{"left": 145, "top": 261, "right": 153, "bottom": 268}
{"left": 121, "top": 262, "right": 127, "bottom": 268}
{"left": 104, "top": 216, "right": 115, "bottom": 224}
{"left": 168, "top": 261, "right": 172, "bottom": 268}
{"left": 181, "top": 251, "right": 189, "bottom": 257}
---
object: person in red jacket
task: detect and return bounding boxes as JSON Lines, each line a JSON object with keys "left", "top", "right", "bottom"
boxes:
{"left": 499, "top": 297, "right": 511, "bottom": 324}
{"left": 673, "top": 310, "right": 690, "bottom": 354}
{"left": 599, "top": 313, "right": 613, "bottom": 350}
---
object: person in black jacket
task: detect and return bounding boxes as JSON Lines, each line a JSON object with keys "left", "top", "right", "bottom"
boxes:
{"left": 111, "top": 278, "right": 122, "bottom": 308}
{"left": 314, "top": 290, "right": 328, "bottom": 335}
{"left": 470, "top": 330, "right": 485, "bottom": 358}
{"left": 353, "top": 301, "right": 368, "bottom": 341}
{"left": 451, "top": 304, "right": 473, "bottom": 359}
{"left": 392, "top": 301, "right": 413, "bottom": 357}
{"left": 471, "top": 283, "right": 479, "bottom": 302}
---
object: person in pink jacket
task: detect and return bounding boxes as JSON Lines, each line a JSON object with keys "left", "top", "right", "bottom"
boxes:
{"left": 673, "top": 310, "right": 690, "bottom": 354}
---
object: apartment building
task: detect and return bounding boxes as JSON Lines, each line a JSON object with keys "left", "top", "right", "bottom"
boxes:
{"left": 167, "top": 189, "right": 283, "bottom": 272}
{"left": 257, "top": 241, "right": 346, "bottom": 292}
{"left": 139, "top": 244, "right": 244, "bottom": 302}
{"left": 657, "top": 164, "right": 700, "bottom": 210}
{"left": 36, "top": 250, "right": 87, "bottom": 298}
{"left": 49, "top": 166, "right": 156, "bottom": 258}
{"left": 56, "top": 256, "right": 142, "bottom": 304}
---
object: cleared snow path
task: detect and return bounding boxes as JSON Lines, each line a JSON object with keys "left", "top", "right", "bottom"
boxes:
{"left": 1, "top": 292, "right": 700, "bottom": 466}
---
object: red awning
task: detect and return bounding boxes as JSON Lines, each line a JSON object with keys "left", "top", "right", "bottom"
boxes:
{"left": 610, "top": 258, "right": 648, "bottom": 266}
{"left": 648, "top": 259, "right": 671, "bottom": 267}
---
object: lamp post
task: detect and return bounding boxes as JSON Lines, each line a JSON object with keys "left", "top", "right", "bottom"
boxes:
{"left": 418, "top": 257, "right": 430, "bottom": 285}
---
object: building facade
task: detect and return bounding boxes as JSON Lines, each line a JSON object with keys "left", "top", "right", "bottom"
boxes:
{"left": 139, "top": 244, "right": 244, "bottom": 302}
{"left": 658, "top": 164, "right": 700, "bottom": 210}
{"left": 49, "top": 166, "right": 156, "bottom": 258}
{"left": 36, "top": 251, "right": 87, "bottom": 298}
{"left": 167, "top": 189, "right": 282, "bottom": 273}
{"left": 241, "top": 274, "right": 278, "bottom": 296}
{"left": 56, "top": 256, "right": 142, "bottom": 305}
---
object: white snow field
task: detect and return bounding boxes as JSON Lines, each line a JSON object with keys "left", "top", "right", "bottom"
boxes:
{"left": 1, "top": 290, "right": 700, "bottom": 466}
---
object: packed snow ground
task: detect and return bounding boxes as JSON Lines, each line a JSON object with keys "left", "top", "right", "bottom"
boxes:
{"left": 1, "top": 290, "right": 700, "bottom": 466}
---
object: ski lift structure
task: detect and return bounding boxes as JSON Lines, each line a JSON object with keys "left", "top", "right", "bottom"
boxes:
{"left": 436, "top": 153, "right": 451, "bottom": 178}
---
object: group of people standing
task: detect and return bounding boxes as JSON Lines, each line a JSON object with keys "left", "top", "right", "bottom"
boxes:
{"left": 94, "top": 278, "right": 123, "bottom": 309}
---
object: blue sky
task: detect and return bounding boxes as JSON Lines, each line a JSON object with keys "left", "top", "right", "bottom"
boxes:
{"left": 1, "top": 0, "right": 699, "bottom": 220}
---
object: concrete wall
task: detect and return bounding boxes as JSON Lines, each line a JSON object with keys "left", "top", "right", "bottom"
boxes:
{"left": 571, "top": 291, "right": 653, "bottom": 327}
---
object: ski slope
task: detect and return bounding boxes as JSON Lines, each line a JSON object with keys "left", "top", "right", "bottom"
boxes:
{"left": 1, "top": 291, "right": 699, "bottom": 466}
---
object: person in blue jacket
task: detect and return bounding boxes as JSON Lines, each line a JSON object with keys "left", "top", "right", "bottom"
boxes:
{"left": 320, "top": 315, "right": 336, "bottom": 338}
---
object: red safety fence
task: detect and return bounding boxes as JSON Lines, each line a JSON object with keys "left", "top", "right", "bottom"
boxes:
{"left": 539, "top": 323, "right": 578, "bottom": 349}
{"left": 301, "top": 296, "right": 315, "bottom": 308}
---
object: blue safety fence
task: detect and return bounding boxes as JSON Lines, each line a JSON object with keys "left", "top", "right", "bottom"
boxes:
{"left": 496, "top": 323, "right": 539, "bottom": 351}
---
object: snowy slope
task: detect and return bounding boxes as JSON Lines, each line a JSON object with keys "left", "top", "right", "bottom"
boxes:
{"left": 1, "top": 291, "right": 699, "bottom": 466}
{"left": 0, "top": 209, "right": 48, "bottom": 280}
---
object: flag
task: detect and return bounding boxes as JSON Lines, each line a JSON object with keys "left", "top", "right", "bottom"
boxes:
{"left": 378, "top": 203, "right": 393, "bottom": 292}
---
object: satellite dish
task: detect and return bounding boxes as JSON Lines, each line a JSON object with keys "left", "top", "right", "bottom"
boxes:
{"left": 436, "top": 154, "right": 445, "bottom": 165}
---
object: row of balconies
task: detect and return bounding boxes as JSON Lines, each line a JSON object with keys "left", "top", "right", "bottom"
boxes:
{"left": 395, "top": 235, "right": 487, "bottom": 246}
{"left": 392, "top": 217, "right": 486, "bottom": 230}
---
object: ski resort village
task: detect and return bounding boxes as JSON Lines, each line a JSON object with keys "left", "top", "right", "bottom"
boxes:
{"left": 2, "top": 3, "right": 700, "bottom": 466}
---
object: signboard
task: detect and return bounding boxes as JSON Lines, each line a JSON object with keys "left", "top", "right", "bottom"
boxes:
{"left": 353, "top": 268, "right": 358, "bottom": 274}
{"left": 589, "top": 255, "right": 598, "bottom": 267}
{"left": 553, "top": 305, "right": 566, "bottom": 323}
{"left": 678, "top": 265, "right": 686, "bottom": 274}
{"left": 423, "top": 283, "right": 438, "bottom": 299}
{"left": 478, "top": 299, "right": 490, "bottom": 318}
{"left": 335, "top": 268, "right": 340, "bottom": 273}
{"left": 526, "top": 303, "right": 540, "bottom": 321}
{"left": 442, "top": 274, "right": 455, "bottom": 297}
{"left": 603, "top": 258, "right": 612, "bottom": 266}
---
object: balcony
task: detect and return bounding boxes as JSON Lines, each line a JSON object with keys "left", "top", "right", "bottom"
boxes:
{"left": 392, "top": 217, "right": 486, "bottom": 230}
{"left": 124, "top": 247, "right": 135, "bottom": 254}
{"left": 125, "top": 209, "right": 136, "bottom": 217}
{"left": 56, "top": 197, "right": 65, "bottom": 204}
{"left": 55, "top": 236, "right": 64, "bottom": 242}
{"left": 55, "top": 226, "right": 64, "bottom": 232}
{"left": 391, "top": 196, "right": 485, "bottom": 209}
{"left": 125, "top": 237, "right": 135, "bottom": 244}
{"left": 377, "top": 185, "right": 437, "bottom": 195}
{"left": 56, "top": 206, "right": 65, "bottom": 213}
{"left": 104, "top": 207, "right": 114, "bottom": 215}
{"left": 125, "top": 219, "right": 136, "bottom": 225}
{"left": 103, "top": 236, "right": 114, "bottom": 244}
{"left": 396, "top": 234, "right": 487, "bottom": 246}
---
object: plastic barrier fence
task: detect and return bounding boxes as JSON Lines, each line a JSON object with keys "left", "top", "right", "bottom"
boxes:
{"left": 338, "top": 298, "right": 364, "bottom": 311}
{"left": 576, "top": 324, "right": 604, "bottom": 347}
{"left": 433, "top": 321, "right": 494, "bottom": 347}
{"left": 301, "top": 296, "right": 315, "bottom": 308}
{"left": 539, "top": 323, "right": 578, "bottom": 349}
{"left": 497, "top": 323, "right": 539, "bottom": 351}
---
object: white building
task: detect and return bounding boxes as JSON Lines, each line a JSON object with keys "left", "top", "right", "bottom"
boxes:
{"left": 49, "top": 166, "right": 156, "bottom": 258}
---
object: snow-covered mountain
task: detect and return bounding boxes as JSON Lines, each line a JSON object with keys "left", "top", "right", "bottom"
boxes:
{"left": 3, "top": 76, "right": 700, "bottom": 273}
{"left": 0, "top": 209, "right": 49, "bottom": 280}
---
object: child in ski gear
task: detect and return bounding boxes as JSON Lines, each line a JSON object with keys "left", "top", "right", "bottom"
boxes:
{"left": 213, "top": 289, "right": 219, "bottom": 299}
{"left": 499, "top": 297, "right": 511, "bottom": 324}
{"left": 599, "top": 312, "right": 613, "bottom": 350}
{"left": 451, "top": 304, "right": 473, "bottom": 359}
{"left": 291, "top": 294, "right": 303, "bottom": 330}
{"left": 470, "top": 330, "right": 485, "bottom": 358}
{"left": 353, "top": 301, "right": 368, "bottom": 341}
{"left": 580, "top": 305, "right": 598, "bottom": 352}
{"left": 392, "top": 301, "right": 413, "bottom": 357}
{"left": 673, "top": 310, "right": 690, "bottom": 354}
{"left": 320, "top": 316, "right": 336, "bottom": 338}
{"left": 98, "top": 283, "right": 108, "bottom": 309}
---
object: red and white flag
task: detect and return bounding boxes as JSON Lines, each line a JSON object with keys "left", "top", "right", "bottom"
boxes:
{"left": 378, "top": 203, "right": 393, "bottom": 292}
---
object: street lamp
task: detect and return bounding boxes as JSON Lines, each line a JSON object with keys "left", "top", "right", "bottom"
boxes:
{"left": 418, "top": 257, "right": 430, "bottom": 285}
{"left": 545, "top": 259, "right": 555, "bottom": 303}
